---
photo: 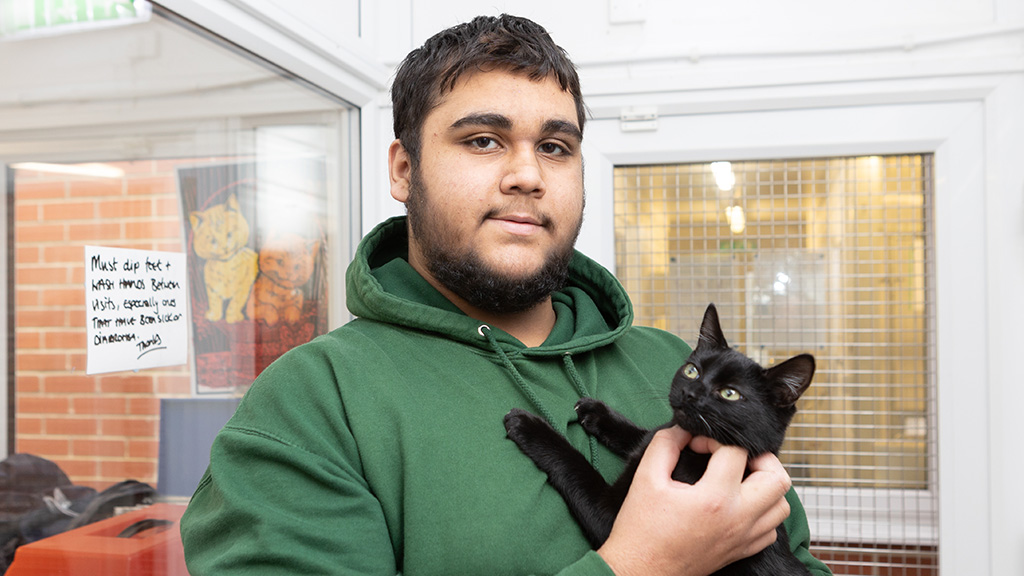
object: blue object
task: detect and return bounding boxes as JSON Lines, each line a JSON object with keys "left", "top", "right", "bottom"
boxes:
{"left": 157, "top": 398, "right": 240, "bottom": 498}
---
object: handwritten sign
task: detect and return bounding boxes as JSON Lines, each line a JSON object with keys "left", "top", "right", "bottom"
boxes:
{"left": 85, "top": 246, "right": 187, "bottom": 375}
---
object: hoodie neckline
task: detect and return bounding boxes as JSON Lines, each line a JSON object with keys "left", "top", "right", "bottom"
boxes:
{"left": 346, "top": 216, "right": 633, "bottom": 356}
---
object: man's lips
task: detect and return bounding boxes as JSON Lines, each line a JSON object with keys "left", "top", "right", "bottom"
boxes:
{"left": 487, "top": 212, "right": 549, "bottom": 235}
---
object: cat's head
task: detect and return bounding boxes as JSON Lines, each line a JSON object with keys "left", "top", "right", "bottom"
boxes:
{"left": 189, "top": 194, "right": 251, "bottom": 261}
{"left": 668, "top": 303, "right": 815, "bottom": 456}
{"left": 257, "top": 232, "right": 319, "bottom": 287}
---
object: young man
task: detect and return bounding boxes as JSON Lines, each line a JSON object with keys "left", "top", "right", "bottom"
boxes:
{"left": 181, "top": 14, "right": 831, "bottom": 576}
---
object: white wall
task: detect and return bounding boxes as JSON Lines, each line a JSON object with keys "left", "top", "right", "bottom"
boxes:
{"left": 121, "top": 1, "right": 1024, "bottom": 574}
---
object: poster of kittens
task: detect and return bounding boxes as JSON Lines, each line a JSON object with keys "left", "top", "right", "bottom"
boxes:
{"left": 177, "top": 161, "right": 329, "bottom": 395}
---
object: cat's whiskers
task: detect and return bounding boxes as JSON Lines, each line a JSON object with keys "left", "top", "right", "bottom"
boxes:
{"left": 697, "top": 413, "right": 713, "bottom": 435}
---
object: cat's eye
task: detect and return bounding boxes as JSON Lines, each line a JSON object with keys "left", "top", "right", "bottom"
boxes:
{"left": 718, "top": 388, "right": 742, "bottom": 401}
{"left": 682, "top": 363, "right": 699, "bottom": 380}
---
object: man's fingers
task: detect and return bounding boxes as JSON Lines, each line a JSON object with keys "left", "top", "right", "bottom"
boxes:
{"left": 696, "top": 443, "right": 749, "bottom": 487}
{"left": 686, "top": 435, "right": 721, "bottom": 454}
{"left": 744, "top": 452, "right": 793, "bottom": 500}
{"left": 638, "top": 426, "right": 693, "bottom": 478}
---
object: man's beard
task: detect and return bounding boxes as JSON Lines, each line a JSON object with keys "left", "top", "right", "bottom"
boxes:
{"left": 406, "top": 169, "right": 582, "bottom": 314}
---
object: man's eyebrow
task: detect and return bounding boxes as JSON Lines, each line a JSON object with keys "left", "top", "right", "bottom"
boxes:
{"left": 449, "top": 113, "right": 512, "bottom": 131}
{"left": 542, "top": 119, "right": 583, "bottom": 143}
{"left": 448, "top": 114, "right": 582, "bottom": 143}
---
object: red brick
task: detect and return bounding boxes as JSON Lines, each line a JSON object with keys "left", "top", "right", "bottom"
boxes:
{"left": 127, "top": 176, "right": 174, "bottom": 196}
{"left": 98, "top": 198, "right": 153, "bottom": 219}
{"left": 69, "top": 222, "right": 121, "bottom": 241}
{"left": 16, "top": 416, "right": 43, "bottom": 435}
{"left": 126, "top": 219, "right": 183, "bottom": 240}
{"left": 54, "top": 458, "right": 101, "bottom": 481}
{"left": 17, "top": 352, "right": 69, "bottom": 371}
{"left": 16, "top": 331, "right": 41, "bottom": 349}
{"left": 72, "top": 438, "right": 126, "bottom": 457}
{"left": 101, "top": 459, "right": 155, "bottom": 482}
{"left": 157, "top": 374, "right": 192, "bottom": 395}
{"left": 43, "top": 244, "right": 86, "bottom": 263}
{"left": 17, "top": 437, "right": 70, "bottom": 456}
{"left": 15, "top": 223, "right": 65, "bottom": 243}
{"left": 43, "top": 201, "right": 96, "bottom": 220}
{"left": 128, "top": 397, "right": 160, "bottom": 416}
{"left": 155, "top": 242, "right": 185, "bottom": 253}
{"left": 17, "top": 266, "right": 69, "bottom": 285}
{"left": 154, "top": 196, "right": 181, "bottom": 216}
{"left": 41, "top": 288, "right": 84, "bottom": 307}
{"left": 129, "top": 439, "right": 159, "bottom": 459}
{"left": 99, "top": 375, "right": 155, "bottom": 394}
{"left": 68, "top": 310, "right": 87, "bottom": 327}
{"left": 16, "top": 245, "right": 40, "bottom": 264}
{"left": 101, "top": 417, "right": 157, "bottom": 437}
{"left": 47, "top": 417, "right": 99, "bottom": 436}
{"left": 72, "top": 396, "right": 127, "bottom": 416}
{"left": 16, "top": 289, "right": 40, "bottom": 307}
{"left": 17, "top": 395, "right": 70, "bottom": 414}
{"left": 17, "top": 310, "right": 67, "bottom": 328}
{"left": 15, "top": 203, "right": 39, "bottom": 222}
{"left": 16, "top": 375, "right": 41, "bottom": 393}
{"left": 15, "top": 180, "right": 67, "bottom": 200}
{"left": 44, "top": 330, "right": 86, "bottom": 350}
{"left": 68, "top": 179, "right": 123, "bottom": 198}
{"left": 44, "top": 375, "right": 95, "bottom": 394}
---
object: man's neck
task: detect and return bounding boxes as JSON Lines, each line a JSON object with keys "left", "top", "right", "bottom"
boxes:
{"left": 406, "top": 244, "right": 558, "bottom": 347}
{"left": 432, "top": 281, "right": 556, "bottom": 348}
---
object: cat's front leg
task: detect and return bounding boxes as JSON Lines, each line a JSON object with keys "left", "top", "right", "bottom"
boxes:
{"left": 575, "top": 398, "right": 651, "bottom": 458}
{"left": 504, "top": 408, "right": 617, "bottom": 547}
{"left": 504, "top": 408, "right": 582, "bottom": 469}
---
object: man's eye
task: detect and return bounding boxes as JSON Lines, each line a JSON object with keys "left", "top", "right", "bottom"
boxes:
{"left": 469, "top": 137, "right": 497, "bottom": 149}
{"left": 539, "top": 142, "right": 567, "bottom": 155}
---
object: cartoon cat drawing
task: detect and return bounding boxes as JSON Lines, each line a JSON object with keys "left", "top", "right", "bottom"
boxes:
{"left": 246, "top": 231, "right": 319, "bottom": 326}
{"left": 189, "top": 194, "right": 258, "bottom": 324}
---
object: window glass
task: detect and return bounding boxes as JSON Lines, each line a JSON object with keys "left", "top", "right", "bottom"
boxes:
{"left": 614, "top": 155, "right": 936, "bottom": 575}
{"left": 0, "top": 6, "right": 354, "bottom": 566}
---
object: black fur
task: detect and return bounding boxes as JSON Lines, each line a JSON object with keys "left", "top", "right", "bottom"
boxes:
{"left": 504, "top": 303, "right": 816, "bottom": 575}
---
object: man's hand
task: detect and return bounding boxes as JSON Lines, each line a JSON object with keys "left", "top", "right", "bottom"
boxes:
{"left": 596, "top": 426, "right": 792, "bottom": 576}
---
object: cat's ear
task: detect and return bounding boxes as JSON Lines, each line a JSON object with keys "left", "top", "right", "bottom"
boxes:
{"left": 189, "top": 211, "right": 203, "bottom": 231}
{"left": 226, "top": 194, "right": 241, "bottom": 212}
{"left": 766, "top": 354, "right": 815, "bottom": 407}
{"left": 698, "top": 303, "right": 729, "bottom": 349}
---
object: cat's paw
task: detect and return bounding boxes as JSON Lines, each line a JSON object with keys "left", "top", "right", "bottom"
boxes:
{"left": 575, "top": 398, "right": 612, "bottom": 434}
{"left": 504, "top": 408, "right": 551, "bottom": 446}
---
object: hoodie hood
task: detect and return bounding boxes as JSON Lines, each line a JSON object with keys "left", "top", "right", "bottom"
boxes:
{"left": 346, "top": 216, "right": 633, "bottom": 357}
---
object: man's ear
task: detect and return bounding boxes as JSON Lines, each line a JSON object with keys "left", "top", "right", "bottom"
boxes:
{"left": 389, "top": 139, "right": 412, "bottom": 203}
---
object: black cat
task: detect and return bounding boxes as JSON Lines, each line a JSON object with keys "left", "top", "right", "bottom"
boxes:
{"left": 504, "top": 303, "right": 815, "bottom": 575}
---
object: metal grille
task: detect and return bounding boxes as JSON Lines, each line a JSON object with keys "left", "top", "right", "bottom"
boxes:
{"left": 613, "top": 155, "right": 938, "bottom": 575}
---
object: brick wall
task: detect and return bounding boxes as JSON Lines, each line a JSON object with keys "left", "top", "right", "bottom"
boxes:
{"left": 14, "top": 159, "right": 224, "bottom": 490}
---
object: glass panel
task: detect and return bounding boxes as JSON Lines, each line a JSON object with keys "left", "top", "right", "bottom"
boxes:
{"left": 0, "top": 6, "right": 354, "bottom": 564}
{"left": 613, "top": 155, "right": 937, "bottom": 574}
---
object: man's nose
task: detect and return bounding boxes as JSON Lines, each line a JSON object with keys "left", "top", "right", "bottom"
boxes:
{"left": 500, "top": 145, "right": 545, "bottom": 196}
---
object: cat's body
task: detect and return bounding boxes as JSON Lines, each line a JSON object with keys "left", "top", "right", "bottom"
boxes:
{"left": 246, "top": 232, "right": 319, "bottom": 326}
{"left": 189, "top": 194, "right": 258, "bottom": 324}
{"left": 504, "top": 303, "right": 816, "bottom": 576}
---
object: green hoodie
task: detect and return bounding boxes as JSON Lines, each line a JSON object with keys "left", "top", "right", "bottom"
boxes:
{"left": 181, "top": 216, "right": 831, "bottom": 576}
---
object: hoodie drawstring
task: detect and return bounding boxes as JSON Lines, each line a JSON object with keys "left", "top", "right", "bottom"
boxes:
{"left": 563, "top": 353, "right": 599, "bottom": 471}
{"left": 480, "top": 325, "right": 600, "bottom": 469}
{"left": 480, "top": 325, "right": 558, "bottom": 427}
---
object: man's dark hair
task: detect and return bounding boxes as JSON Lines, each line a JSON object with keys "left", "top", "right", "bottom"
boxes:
{"left": 391, "top": 14, "right": 585, "bottom": 163}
